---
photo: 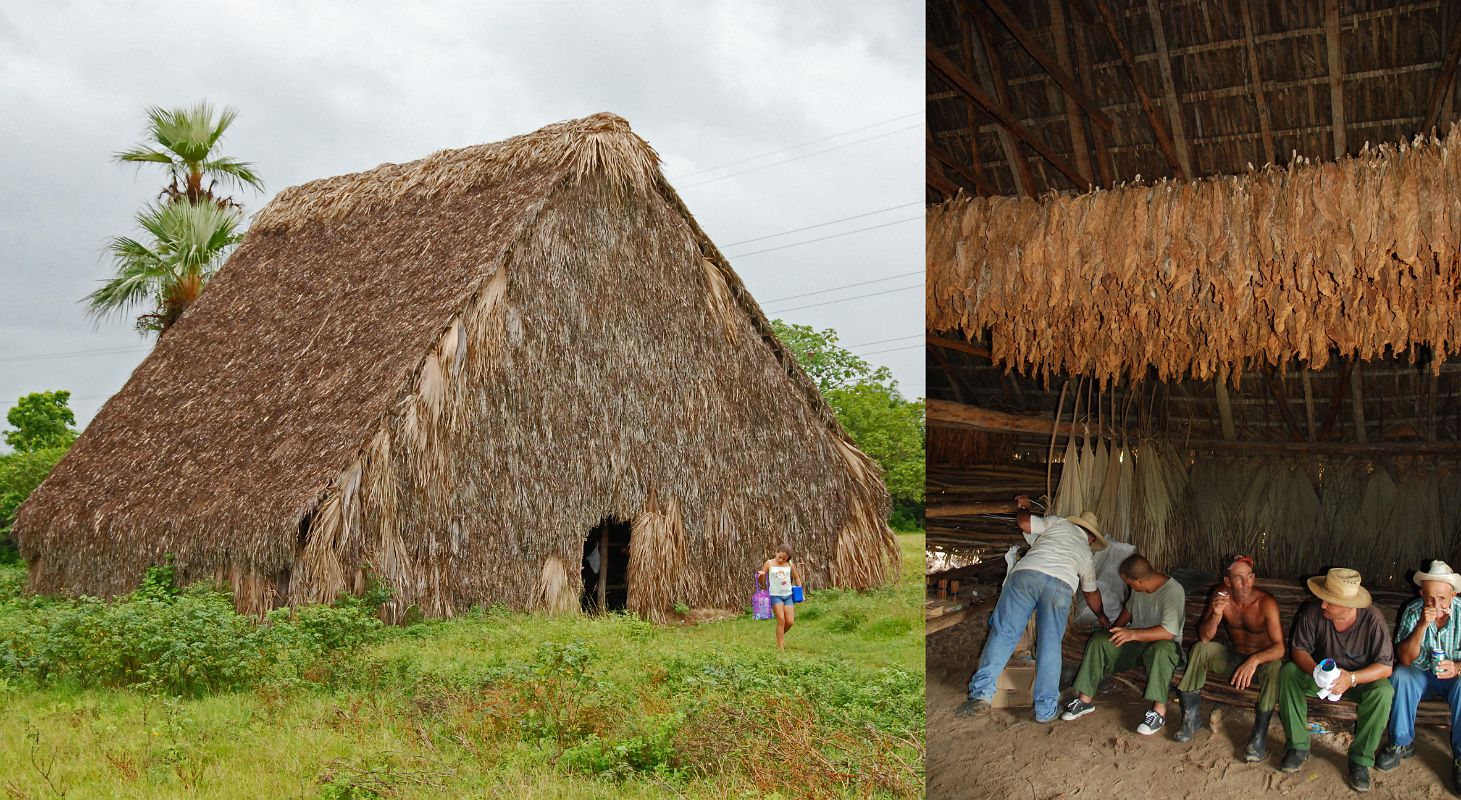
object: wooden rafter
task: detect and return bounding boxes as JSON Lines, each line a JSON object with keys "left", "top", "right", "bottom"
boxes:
{"left": 1046, "top": 0, "right": 1096, "bottom": 188}
{"left": 974, "top": 0, "right": 1114, "bottom": 131}
{"left": 1144, "top": 0, "right": 1193, "bottom": 178}
{"left": 1424, "top": 10, "right": 1461, "bottom": 133}
{"left": 927, "top": 164, "right": 962, "bottom": 199}
{"left": 1071, "top": 4, "right": 1115, "bottom": 187}
{"left": 967, "top": 18, "right": 1037, "bottom": 195}
{"left": 958, "top": 15, "right": 991, "bottom": 187}
{"left": 1318, "top": 357, "right": 1355, "bottom": 441}
{"left": 1238, "top": 0, "right": 1277, "bottom": 166}
{"left": 1324, "top": 0, "right": 1346, "bottom": 159}
{"left": 1093, "top": 0, "right": 1188, "bottom": 180}
{"left": 928, "top": 138, "right": 997, "bottom": 195}
{"left": 928, "top": 45, "right": 1090, "bottom": 189}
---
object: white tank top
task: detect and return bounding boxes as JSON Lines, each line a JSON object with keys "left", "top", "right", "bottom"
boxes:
{"left": 767, "top": 564, "right": 793, "bottom": 595}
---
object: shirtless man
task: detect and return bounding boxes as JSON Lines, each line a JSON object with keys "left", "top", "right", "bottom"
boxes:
{"left": 1174, "top": 553, "right": 1285, "bottom": 760}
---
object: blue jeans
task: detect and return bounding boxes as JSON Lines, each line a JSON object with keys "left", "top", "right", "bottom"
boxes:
{"left": 1388, "top": 663, "right": 1461, "bottom": 756}
{"left": 967, "top": 569, "right": 1073, "bottom": 721}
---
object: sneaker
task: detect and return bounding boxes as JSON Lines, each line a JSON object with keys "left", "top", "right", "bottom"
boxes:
{"left": 1348, "top": 761, "right": 1371, "bottom": 793}
{"left": 1375, "top": 742, "right": 1414, "bottom": 771}
{"left": 953, "top": 698, "right": 991, "bottom": 719}
{"left": 1060, "top": 697, "right": 1096, "bottom": 721}
{"left": 1278, "top": 748, "right": 1310, "bottom": 773}
{"left": 1136, "top": 710, "right": 1165, "bottom": 735}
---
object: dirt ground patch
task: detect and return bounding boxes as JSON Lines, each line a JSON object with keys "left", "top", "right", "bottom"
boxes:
{"left": 928, "top": 673, "right": 1460, "bottom": 799}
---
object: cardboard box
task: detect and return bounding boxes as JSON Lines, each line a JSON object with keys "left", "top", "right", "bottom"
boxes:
{"left": 991, "top": 658, "right": 1036, "bottom": 708}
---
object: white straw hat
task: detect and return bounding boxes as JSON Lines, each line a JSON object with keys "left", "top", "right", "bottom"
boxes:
{"left": 1413, "top": 560, "right": 1461, "bottom": 593}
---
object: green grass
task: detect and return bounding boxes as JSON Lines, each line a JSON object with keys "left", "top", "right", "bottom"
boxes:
{"left": 0, "top": 533, "right": 924, "bottom": 799}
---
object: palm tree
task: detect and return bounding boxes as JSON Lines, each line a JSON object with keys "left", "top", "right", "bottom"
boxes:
{"left": 114, "top": 102, "right": 264, "bottom": 206}
{"left": 86, "top": 200, "right": 244, "bottom": 333}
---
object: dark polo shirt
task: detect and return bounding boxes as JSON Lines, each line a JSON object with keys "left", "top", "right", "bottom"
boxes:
{"left": 1289, "top": 601, "right": 1394, "bottom": 672}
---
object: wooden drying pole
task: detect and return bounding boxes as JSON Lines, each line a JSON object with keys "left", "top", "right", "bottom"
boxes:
{"left": 1350, "top": 359, "right": 1368, "bottom": 443}
{"left": 959, "top": 15, "right": 993, "bottom": 188}
{"left": 1143, "top": 0, "right": 1193, "bottom": 178}
{"left": 1214, "top": 365, "right": 1237, "bottom": 441}
{"left": 927, "top": 335, "right": 991, "bottom": 359}
{"left": 1071, "top": 3, "right": 1115, "bottom": 187}
{"left": 1238, "top": 0, "right": 1277, "bottom": 166}
{"left": 1318, "top": 357, "right": 1355, "bottom": 440}
{"left": 1323, "top": 0, "right": 1346, "bottom": 158}
{"left": 928, "top": 398, "right": 1076, "bottom": 436}
{"left": 1093, "top": 0, "right": 1189, "bottom": 180}
{"left": 1045, "top": 0, "right": 1097, "bottom": 188}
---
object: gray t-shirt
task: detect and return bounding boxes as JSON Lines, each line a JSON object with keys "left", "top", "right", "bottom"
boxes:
{"left": 1128, "top": 576, "right": 1185, "bottom": 638}
{"left": 1008, "top": 514, "right": 1099, "bottom": 594}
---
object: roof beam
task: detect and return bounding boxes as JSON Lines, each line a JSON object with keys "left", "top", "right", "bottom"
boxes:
{"left": 1423, "top": 11, "right": 1461, "bottom": 133}
{"left": 927, "top": 164, "right": 962, "bottom": 199}
{"left": 1071, "top": 4, "right": 1115, "bottom": 187}
{"left": 975, "top": 0, "right": 1115, "bottom": 131}
{"left": 927, "top": 44, "right": 1090, "bottom": 190}
{"left": 1324, "top": 0, "right": 1347, "bottom": 158}
{"left": 1144, "top": 0, "right": 1193, "bottom": 177}
{"left": 927, "top": 335, "right": 991, "bottom": 359}
{"left": 1238, "top": 0, "right": 1277, "bottom": 166}
{"left": 967, "top": 18, "right": 1038, "bottom": 195}
{"left": 958, "top": 15, "right": 992, "bottom": 189}
{"left": 1093, "top": 0, "right": 1188, "bottom": 179}
{"left": 1046, "top": 0, "right": 1097, "bottom": 188}
{"left": 928, "top": 139, "right": 998, "bottom": 195}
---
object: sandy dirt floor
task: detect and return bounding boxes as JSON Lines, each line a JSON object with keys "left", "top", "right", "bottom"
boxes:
{"left": 928, "top": 673, "right": 1461, "bottom": 799}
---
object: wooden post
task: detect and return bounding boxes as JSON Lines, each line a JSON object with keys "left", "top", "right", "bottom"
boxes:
{"left": 1300, "top": 367, "right": 1318, "bottom": 441}
{"left": 1144, "top": 0, "right": 1193, "bottom": 178}
{"left": 1350, "top": 359, "right": 1367, "bottom": 443}
{"left": 1093, "top": 0, "right": 1188, "bottom": 180}
{"left": 1046, "top": 0, "right": 1096, "bottom": 189}
{"left": 1215, "top": 365, "right": 1237, "bottom": 441}
{"left": 1072, "top": 6, "right": 1115, "bottom": 187}
{"left": 977, "top": 0, "right": 1115, "bottom": 130}
{"left": 1323, "top": 0, "right": 1346, "bottom": 159}
{"left": 959, "top": 16, "right": 991, "bottom": 187}
{"left": 1424, "top": 12, "right": 1461, "bottom": 133}
{"left": 966, "top": 20, "right": 1038, "bottom": 195}
{"left": 1319, "top": 357, "right": 1355, "bottom": 441}
{"left": 1238, "top": 0, "right": 1277, "bottom": 166}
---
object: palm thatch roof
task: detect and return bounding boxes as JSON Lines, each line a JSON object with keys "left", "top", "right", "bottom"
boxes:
{"left": 16, "top": 113, "right": 896, "bottom": 619}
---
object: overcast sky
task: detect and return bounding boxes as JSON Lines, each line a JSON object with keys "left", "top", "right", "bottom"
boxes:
{"left": 0, "top": 1, "right": 923, "bottom": 432}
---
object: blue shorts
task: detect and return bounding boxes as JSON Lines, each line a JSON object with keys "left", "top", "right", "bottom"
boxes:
{"left": 769, "top": 594, "right": 793, "bottom": 606}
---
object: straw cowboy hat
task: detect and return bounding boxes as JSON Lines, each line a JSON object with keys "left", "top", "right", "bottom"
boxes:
{"left": 1413, "top": 560, "right": 1461, "bottom": 592}
{"left": 1069, "top": 510, "right": 1108, "bottom": 552}
{"left": 1306, "top": 568, "right": 1372, "bottom": 608}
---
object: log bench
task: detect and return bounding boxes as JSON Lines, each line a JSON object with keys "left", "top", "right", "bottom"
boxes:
{"left": 1060, "top": 572, "right": 1454, "bottom": 725}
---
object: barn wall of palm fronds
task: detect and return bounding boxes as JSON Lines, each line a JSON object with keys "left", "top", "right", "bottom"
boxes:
{"left": 15, "top": 114, "right": 896, "bottom": 620}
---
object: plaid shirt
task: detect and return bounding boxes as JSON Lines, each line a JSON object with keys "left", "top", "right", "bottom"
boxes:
{"left": 1395, "top": 596, "right": 1461, "bottom": 672}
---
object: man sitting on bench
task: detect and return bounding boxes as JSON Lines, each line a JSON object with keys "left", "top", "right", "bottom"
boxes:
{"left": 1377, "top": 560, "right": 1461, "bottom": 793}
{"left": 1174, "top": 553, "right": 1285, "bottom": 760}
{"left": 1278, "top": 567, "right": 1394, "bottom": 793}
{"left": 1061, "top": 554, "right": 1185, "bottom": 736}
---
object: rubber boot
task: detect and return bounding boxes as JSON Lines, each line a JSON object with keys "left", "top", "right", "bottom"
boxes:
{"left": 1174, "top": 691, "right": 1202, "bottom": 742}
{"left": 1243, "top": 710, "right": 1273, "bottom": 763}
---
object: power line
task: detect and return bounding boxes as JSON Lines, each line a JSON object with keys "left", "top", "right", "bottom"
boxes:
{"left": 676, "top": 123, "right": 922, "bottom": 189}
{"left": 668, "top": 112, "right": 922, "bottom": 180}
{"left": 0, "top": 346, "right": 149, "bottom": 364}
{"left": 855, "top": 343, "right": 924, "bottom": 357}
{"left": 726, "top": 216, "right": 920, "bottom": 259}
{"left": 719, "top": 201, "right": 922, "bottom": 248}
{"left": 768, "top": 283, "right": 922, "bottom": 315}
{"left": 760, "top": 271, "right": 922, "bottom": 306}
{"left": 842, "top": 334, "right": 923, "bottom": 349}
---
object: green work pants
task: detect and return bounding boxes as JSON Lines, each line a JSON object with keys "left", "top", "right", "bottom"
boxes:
{"left": 1072, "top": 631, "right": 1181, "bottom": 705}
{"left": 1177, "top": 640, "right": 1282, "bottom": 711}
{"left": 1278, "top": 660, "right": 1394, "bottom": 767}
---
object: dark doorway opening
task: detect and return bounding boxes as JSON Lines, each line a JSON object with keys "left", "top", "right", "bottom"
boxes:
{"left": 581, "top": 517, "right": 631, "bottom": 612}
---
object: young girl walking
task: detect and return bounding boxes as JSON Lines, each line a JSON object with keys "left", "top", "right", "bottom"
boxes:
{"left": 757, "top": 544, "right": 803, "bottom": 650}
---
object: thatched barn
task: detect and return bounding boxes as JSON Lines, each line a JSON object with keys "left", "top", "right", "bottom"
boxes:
{"left": 925, "top": 0, "right": 1461, "bottom": 652}
{"left": 16, "top": 113, "right": 896, "bottom": 620}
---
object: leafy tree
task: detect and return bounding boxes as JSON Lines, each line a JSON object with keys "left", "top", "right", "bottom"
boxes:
{"left": 115, "top": 102, "right": 264, "bottom": 206}
{"left": 770, "top": 320, "right": 890, "bottom": 393}
{"left": 86, "top": 200, "right": 244, "bottom": 333}
{"left": 771, "top": 320, "right": 925, "bottom": 527}
{"left": 4, "top": 391, "right": 77, "bottom": 452}
{"left": 0, "top": 447, "right": 68, "bottom": 561}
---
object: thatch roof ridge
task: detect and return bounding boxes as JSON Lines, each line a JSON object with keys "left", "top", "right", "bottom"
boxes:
{"left": 252, "top": 112, "right": 658, "bottom": 235}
